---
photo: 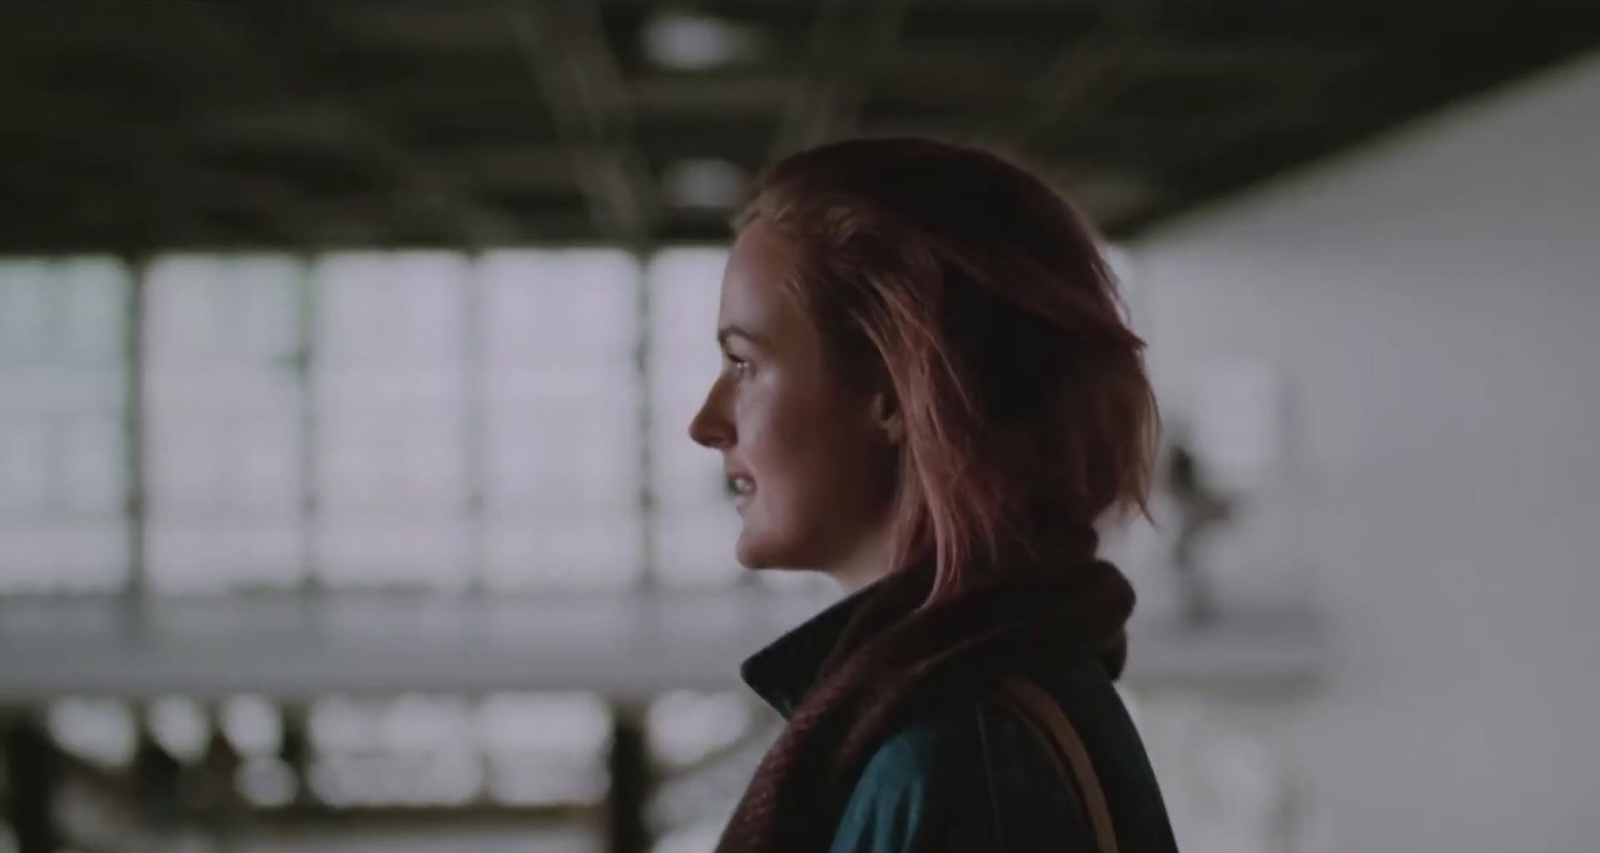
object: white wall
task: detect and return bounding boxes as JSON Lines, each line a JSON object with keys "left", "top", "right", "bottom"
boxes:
{"left": 1132, "top": 51, "right": 1600, "bottom": 853}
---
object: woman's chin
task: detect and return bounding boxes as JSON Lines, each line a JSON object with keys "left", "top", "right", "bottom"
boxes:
{"left": 734, "top": 528, "right": 793, "bottom": 570}
{"left": 733, "top": 533, "right": 770, "bottom": 569}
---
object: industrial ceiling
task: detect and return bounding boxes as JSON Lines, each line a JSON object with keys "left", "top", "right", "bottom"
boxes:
{"left": 0, "top": 0, "right": 1595, "bottom": 252}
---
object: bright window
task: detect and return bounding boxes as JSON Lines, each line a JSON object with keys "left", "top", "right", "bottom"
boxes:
{"left": 0, "top": 258, "right": 130, "bottom": 592}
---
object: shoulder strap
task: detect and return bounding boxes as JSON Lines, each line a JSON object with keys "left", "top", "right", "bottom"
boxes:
{"left": 996, "top": 678, "right": 1120, "bottom": 853}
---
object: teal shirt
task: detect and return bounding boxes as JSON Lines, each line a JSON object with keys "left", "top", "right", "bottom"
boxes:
{"left": 743, "top": 589, "right": 1179, "bottom": 853}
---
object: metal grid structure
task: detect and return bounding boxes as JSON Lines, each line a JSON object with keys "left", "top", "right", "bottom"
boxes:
{"left": 0, "top": 1, "right": 1595, "bottom": 252}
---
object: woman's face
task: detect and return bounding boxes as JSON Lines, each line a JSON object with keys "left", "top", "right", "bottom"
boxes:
{"left": 688, "top": 219, "right": 899, "bottom": 583}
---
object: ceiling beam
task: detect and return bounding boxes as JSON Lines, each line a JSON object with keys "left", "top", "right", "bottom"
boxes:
{"left": 197, "top": 5, "right": 522, "bottom": 247}
{"left": 631, "top": 74, "right": 801, "bottom": 118}
{"left": 769, "top": 0, "right": 914, "bottom": 162}
{"left": 411, "top": 144, "right": 583, "bottom": 193}
{"left": 505, "top": 1, "right": 660, "bottom": 245}
{"left": 987, "top": 0, "right": 1162, "bottom": 151}
{"left": 0, "top": 73, "right": 322, "bottom": 249}
{"left": 183, "top": 75, "right": 801, "bottom": 128}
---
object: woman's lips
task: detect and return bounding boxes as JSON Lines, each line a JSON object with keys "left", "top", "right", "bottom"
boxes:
{"left": 728, "top": 474, "right": 755, "bottom": 509}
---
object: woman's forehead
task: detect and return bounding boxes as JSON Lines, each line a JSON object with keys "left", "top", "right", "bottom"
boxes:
{"left": 719, "top": 221, "right": 804, "bottom": 341}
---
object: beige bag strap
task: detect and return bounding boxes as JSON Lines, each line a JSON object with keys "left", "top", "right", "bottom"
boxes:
{"left": 996, "top": 678, "right": 1120, "bottom": 853}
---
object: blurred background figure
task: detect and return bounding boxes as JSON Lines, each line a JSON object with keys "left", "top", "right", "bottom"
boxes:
{"left": 1161, "top": 425, "right": 1236, "bottom": 626}
{"left": 0, "top": 2, "right": 1597, "bottom": 852}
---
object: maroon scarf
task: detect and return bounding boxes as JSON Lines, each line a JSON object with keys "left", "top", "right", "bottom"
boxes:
{"left": 716, "top": 555, "right": 1135, "bottom": 853}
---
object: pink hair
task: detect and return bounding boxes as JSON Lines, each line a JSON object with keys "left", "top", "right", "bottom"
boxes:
{"left": 737, "top": 138, "right": 1158, "bottom": 598}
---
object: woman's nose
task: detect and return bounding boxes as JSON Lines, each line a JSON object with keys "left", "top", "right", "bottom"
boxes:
{"left": 688, "top": 387, "right": 732, "bottom": 450}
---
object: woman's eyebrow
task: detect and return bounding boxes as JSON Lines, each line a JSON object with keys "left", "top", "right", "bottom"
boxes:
{"left": 717, "top": 324, "right": 767, "bottom": 347}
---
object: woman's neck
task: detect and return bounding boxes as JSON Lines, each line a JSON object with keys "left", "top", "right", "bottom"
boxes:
{"left": 820, "top": 519, "right": 899, "bottom": 594}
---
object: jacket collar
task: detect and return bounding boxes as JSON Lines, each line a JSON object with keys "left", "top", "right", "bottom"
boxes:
{"left": 740, "top": 581, "right": 881, "bottom": 719}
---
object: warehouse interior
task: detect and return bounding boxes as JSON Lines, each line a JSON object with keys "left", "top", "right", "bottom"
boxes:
{"left": 2, "top": 2, "right": 1598, "bottom": 852}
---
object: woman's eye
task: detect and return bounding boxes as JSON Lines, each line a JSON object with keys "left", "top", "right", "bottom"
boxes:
{"left": 724, "top": 353, "right": 751, "bottom": 376}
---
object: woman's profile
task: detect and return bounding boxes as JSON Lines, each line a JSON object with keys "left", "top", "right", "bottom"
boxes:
{"left": 689, "top": 138, "right": 1178, "bottom": 853}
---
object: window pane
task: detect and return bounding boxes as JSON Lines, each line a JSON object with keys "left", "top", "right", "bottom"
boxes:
{"left": 653, "top": 504, "right": 742, "bottom": 588}
{"left": 0, "top": 258, "right": 129, "bottom": 593}
{"left": 310, "top": 693, "right": 475, "bottom": 754}
{"left": 647, "top": 249, "right": 739, "bottom": 587}
{"left": 316, "top": 404, "right": 467, "bottom": 512}
{"left": 299, "top": 692, "right": 612, "bottom": 809}
{"left": 479, "top": 250, "right": 642, "bottom": 592}
{"left": 316, "top": 252, "right": 467, "bottom": 367}
{"left": 145, "top": 254, "right": 301, "bottom": 363}
{"left": 57, "top": 260, "right": 127, "bottom": 361}
{"left": 313, "top": 252, "right": 469, "bottom": 589}
{"left": 479, "top": 692, "right": 612, "bottom": 807}
{"left": 654, "top": 381, "right": 728, "bottom": 508}
{"left": 0, "top": 520, "right": 130, "bottom": 594}
{"left": 47, "top": 697, "right": 138, "bottom": 769}
{"left": 304, "top": 694, "right": 486, "bottom": 807}
{"left": 317, "top": 518, "right": 473, "bottom": 590}
{"left": 484, "top": 511, "right": 643, "bottom": 591}
{"left": 221, "top": 694, "right": 284, "bottom": 757}
{"left": 480, "top": 249, "right": 639, "bottom": 361}
{"left": 0, "top": 414, "right": 124, "bottom": 516}
{"left": 237, "top": 757, "right": 298, "bottom": 808}
{"left": 143, "top": 255, "right": 306, "bottom": 592}
{"left": 146, "top": 520, "right": 305, "bottom": 593}
{"left": 0, "top": 420, "right": 50, "bottom": 511}
{"left": 478, "top": 692, "right": 611, "bottom": 755}
{"left": 147, "top": 695, "right": 211, "bottom": 763}
{"left": 646, "top": 690, "right": 756, "bottom": 768}
{"left": 145, "top": 380, "right": 300, "bottom": 512}
{"left": 0, "top": 261, "right": 52, "bottom": 358}
{"left": 484, "top": 368, "right": 638, "bottom": 510}
{"left": 647, "top": 250, "right": 726, "bottom": 508}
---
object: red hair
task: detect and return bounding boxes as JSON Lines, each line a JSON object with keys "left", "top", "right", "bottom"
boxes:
{"left": 737, "top": 138, "right": 1158, "bottom": 598}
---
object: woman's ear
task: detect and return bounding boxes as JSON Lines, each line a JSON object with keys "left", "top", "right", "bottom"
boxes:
{"left": 870, "top": 390, "right": 905, "bottom": 445}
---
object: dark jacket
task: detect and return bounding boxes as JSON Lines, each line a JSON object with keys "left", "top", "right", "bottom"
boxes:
{"left": 743, "top": 586, "right": 1179, "bottom": 853}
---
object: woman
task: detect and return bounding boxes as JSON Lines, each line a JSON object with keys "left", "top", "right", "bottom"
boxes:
{"left": 690, "top": 138, "right": 1178, "bottom": 853}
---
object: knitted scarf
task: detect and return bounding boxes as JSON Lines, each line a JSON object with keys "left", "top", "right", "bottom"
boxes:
{"left": 715, "top": 553, "right": 1135, "bottom": 853}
